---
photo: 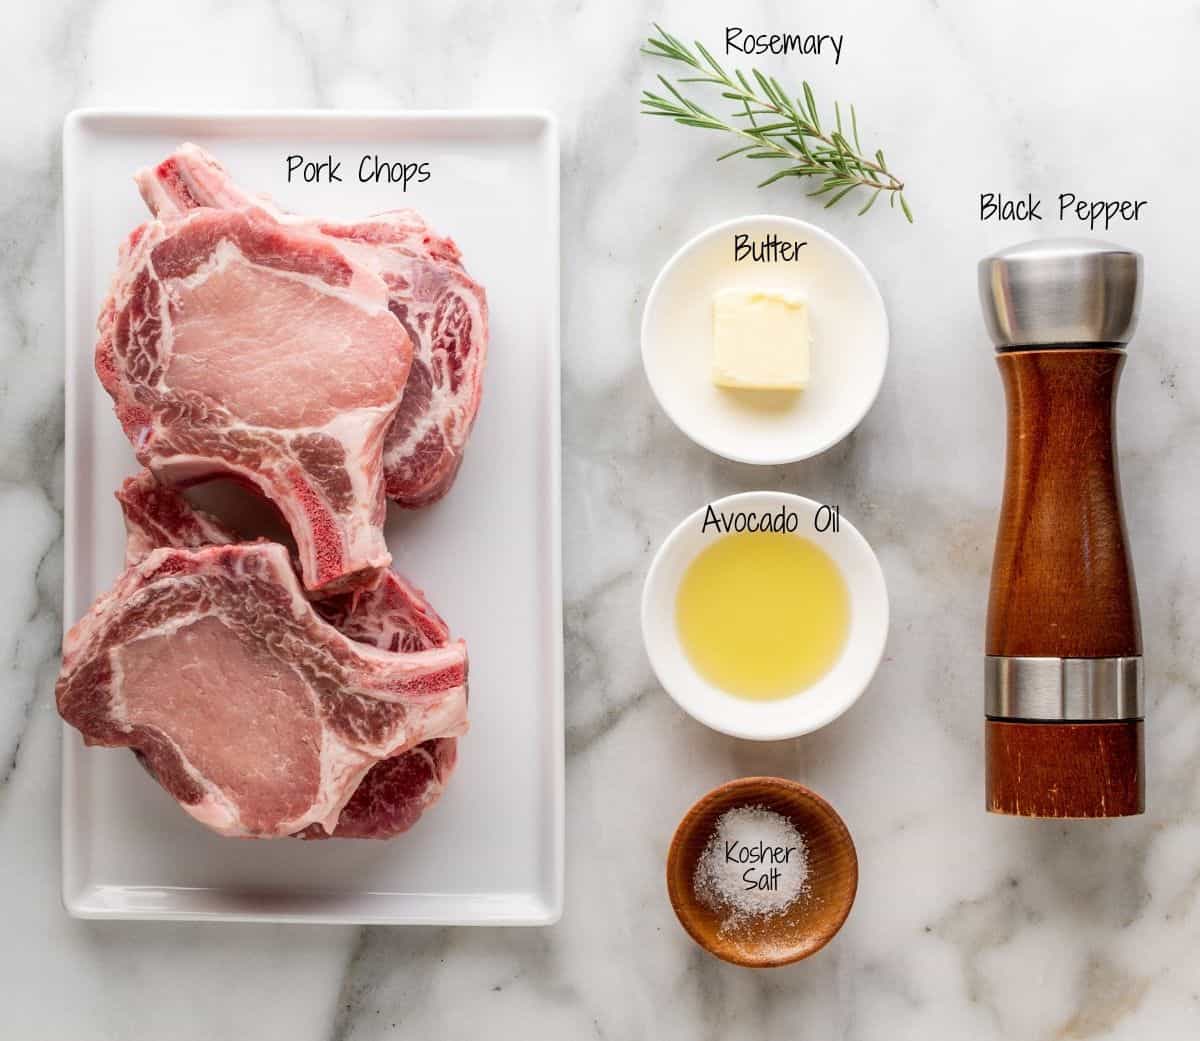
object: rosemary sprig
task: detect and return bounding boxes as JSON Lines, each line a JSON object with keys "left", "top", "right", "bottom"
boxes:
{"left": 641, "top": 25, "right": 912, "bottom": 222}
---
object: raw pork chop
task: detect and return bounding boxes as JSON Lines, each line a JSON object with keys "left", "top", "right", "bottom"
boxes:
{"left": 114, "top": 471, "right": 460, "bottom": 839}
{"left": 136, "top": 143, "right": 489, "bottom": 507}
{"left": 96, "top": 205, "right": 412, "bottom": 593}
{"left": 56, "top": 541, "right": 468, "bottom": 838}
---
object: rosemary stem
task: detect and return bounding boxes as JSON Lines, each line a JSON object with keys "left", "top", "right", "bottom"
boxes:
{"left": 718, "top": 123, "right": 899, "bottom": 192}
{"left": 640, "top": 25, "right": 910, "bottom": 220}
{"left": 681, "top": 74, "right": 902, "bottom": 192}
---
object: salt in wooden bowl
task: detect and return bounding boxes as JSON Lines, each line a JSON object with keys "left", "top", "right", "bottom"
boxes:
{"left": 666, "top": 777, "right": 858, "bottom": 967}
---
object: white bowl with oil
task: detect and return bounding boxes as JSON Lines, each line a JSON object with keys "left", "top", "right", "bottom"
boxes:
{"left": 641, "top": 491, "right": 888, "bottom": 740}
{"left": 641, "top": 214, "right": 888, "bottom": 465}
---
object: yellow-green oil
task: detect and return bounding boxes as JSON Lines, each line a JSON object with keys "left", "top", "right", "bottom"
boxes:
{"left": 675, "top": 532, "right": 849, "bottom": 700}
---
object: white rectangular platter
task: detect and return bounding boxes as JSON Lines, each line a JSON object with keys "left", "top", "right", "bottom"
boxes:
{"left": 61, "top": 110, "right": 562, "bottom": 924}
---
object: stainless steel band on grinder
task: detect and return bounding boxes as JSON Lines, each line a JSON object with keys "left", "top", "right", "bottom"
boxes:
{"left": 985, "top": 656, "right": 1143, "bottom": 721}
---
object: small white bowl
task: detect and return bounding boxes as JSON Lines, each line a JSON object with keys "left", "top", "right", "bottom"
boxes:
{"left": 641, "top": 491, "right": 888, "bottom": 740}
{"left": 641, "top": 215, "right": 888, "bottom": 464}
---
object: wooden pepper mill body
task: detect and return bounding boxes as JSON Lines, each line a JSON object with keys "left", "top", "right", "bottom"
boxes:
{"left": 979, "top": 241, "right": 1144, "bottom": 818}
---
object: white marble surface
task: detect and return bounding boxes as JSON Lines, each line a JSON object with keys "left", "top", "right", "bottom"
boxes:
{"left": 3, "top": 1, "right": 1199, "bottom": 1038}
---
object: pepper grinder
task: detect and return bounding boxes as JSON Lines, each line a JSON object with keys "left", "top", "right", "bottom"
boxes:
{"left": 979, "top": 239, "right": 1144, "bottom": 818}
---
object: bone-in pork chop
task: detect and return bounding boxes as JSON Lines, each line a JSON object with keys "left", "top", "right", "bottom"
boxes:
{"left": 95, "top": 206, "right": 412, "bottom": 593}
{"left": 57, "top": 541, "right": 468, "bottom": 838}
{"left": 135, "top": 143, "right": 488, "bottom": 507}
{"left": 114, "top": 471, "right": 461, "bottom": 839}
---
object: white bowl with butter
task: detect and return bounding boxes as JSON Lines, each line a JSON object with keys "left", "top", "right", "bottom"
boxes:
{"left": 641, "top": 491, "right": 889, "bottom": 741}
{"left": 641, "top": 215, "right": 888, "bottom": 464}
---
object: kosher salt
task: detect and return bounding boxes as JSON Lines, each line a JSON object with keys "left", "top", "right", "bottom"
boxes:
{"left": 693, "top": 805, "right": 809, "bottom": 932}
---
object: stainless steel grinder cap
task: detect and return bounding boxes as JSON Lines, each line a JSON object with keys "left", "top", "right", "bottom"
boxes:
{"left": 979, "top": 239, "right": 1142, "bottom": 349}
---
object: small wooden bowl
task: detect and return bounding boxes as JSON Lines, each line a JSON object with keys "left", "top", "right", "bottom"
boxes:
{"left": 666, "top": 777, "right": 858, "bottom": 968}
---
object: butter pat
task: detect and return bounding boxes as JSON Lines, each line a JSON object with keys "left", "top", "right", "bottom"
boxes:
{"left": 712, "top": 288, "right": 810, "bottom": 390}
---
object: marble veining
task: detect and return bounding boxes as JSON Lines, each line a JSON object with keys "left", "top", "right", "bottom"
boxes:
{"left": 3, "top": 0, "right": 1200, "bottom": 1038}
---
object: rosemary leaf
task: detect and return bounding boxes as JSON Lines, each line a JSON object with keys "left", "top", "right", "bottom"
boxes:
{"left": 858, "top": 188, "right": 882, "bottom": 216}
{"left": 824, "top": 184, "right": 859, "bottom": 208}
{"left": 802, "top": 82, "right": 821, "bottom": 132}
{"left": 758, "top": 167, "right": 807, "bottom": 188}
{"left": 716, "top": 143, "right": 757, "bottom": 161}
{"left": 694, "top": 41, "right": 723, "bottom": 76}
{"left": 727, "top": 120, "right": 800, "bottom": 134}
{"left": 752, "top": 69, "right": 779, "bottom": 108}
{"left": 771, "top": 76, "right": 799, "bottom": 118}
